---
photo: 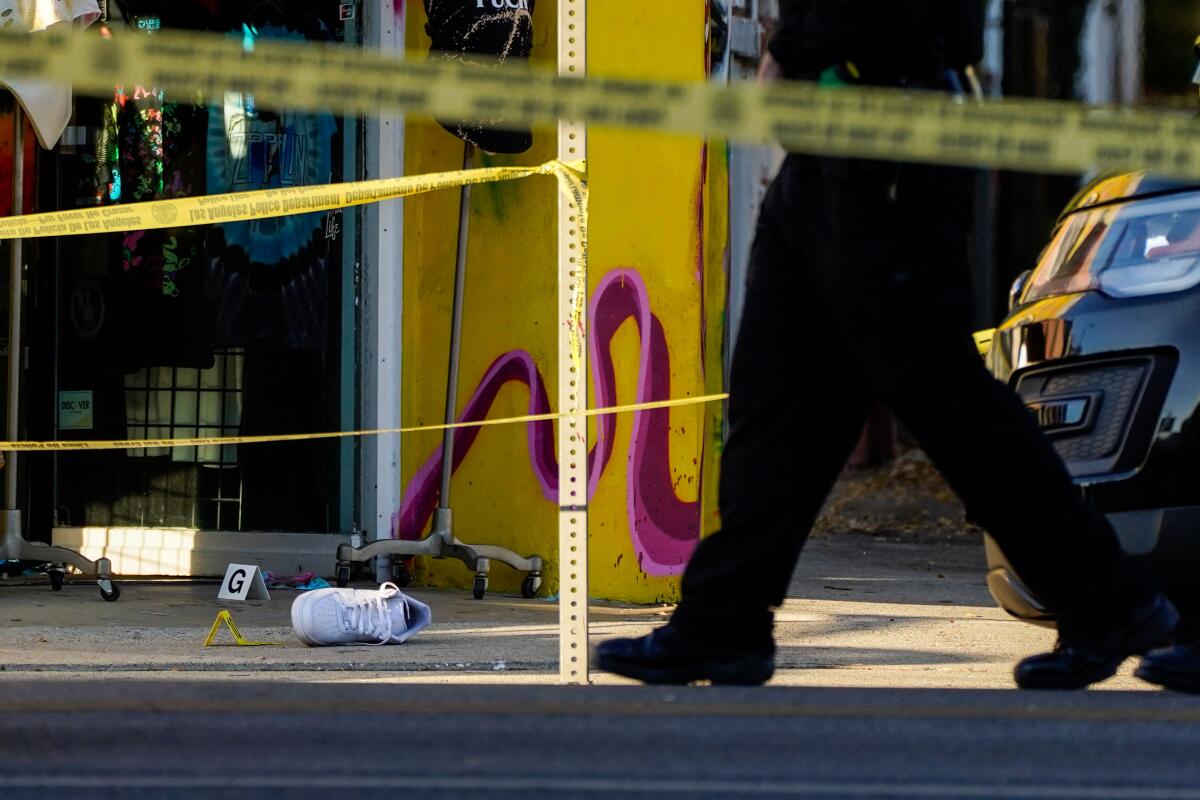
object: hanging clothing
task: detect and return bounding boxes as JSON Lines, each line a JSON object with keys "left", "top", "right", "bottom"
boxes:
{"left": 101, "top": 84, "right": 214, "bottom": 371}
{"left": 204, "top": 20, "right": 337, "bottom": 351}
{"left": 0, "top": 108, "right": 35, "bottom": 216}
{"left": 0, "top": 0, "right": 99, "bottom": 32}
{"left": 0, "top": 0, "right": 101, "bottom": 149}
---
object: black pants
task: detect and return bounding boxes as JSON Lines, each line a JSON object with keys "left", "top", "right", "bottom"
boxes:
{"left": 671, "top": 155, "right": 1157, "bottom": 653}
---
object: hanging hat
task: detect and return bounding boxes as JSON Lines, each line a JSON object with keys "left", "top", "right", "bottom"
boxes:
{"left": 423, "top": 0, "right": 535, "bottom": 154}
{"left": 1, "top": 0, "right": 99, "bottom": 33}
{"left": 0, "top": 0, "right": 102, "bottom": 149}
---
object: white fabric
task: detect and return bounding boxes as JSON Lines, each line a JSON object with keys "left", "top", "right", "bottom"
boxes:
{"left": 3, "top": 80, "right": 73, "bottom": 150}
{"left": 1, "top": 0, "right": 102, "bottom": 149}
{"left": 1, "top": 0, "right": 101, "bottom": 32}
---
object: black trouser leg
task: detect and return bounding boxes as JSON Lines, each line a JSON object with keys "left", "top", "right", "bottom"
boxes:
{"left": 671, "top": 173, "right": 875, "bottom": 653}
{"left": 805, "top": 159, "right": 1159, "bottom": 628}
{"left": 673, "top": 156, "right": 1158, "bottom": 653}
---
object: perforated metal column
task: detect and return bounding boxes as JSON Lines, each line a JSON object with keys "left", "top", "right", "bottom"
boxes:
{"left": 557, "top": 0, "right": 588, "bottom": 685}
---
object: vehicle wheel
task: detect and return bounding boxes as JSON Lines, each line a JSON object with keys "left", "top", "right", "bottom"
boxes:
{"left": 521, "top": 573, "right": 541, "bottom": 599}
{"left": 472, "top": 575, "right": 488, "bottom": 600}
{"left": 335, "top": 564, "right": 351, "bottom": 588}
{"left": 48, "top": 569, "right": 65, "bottom": 592}
{"left": 99, "top": 580, "right": 120, "bottom": 602}
{"left": 392, "top": 561, "right": 413, "bottom": 588}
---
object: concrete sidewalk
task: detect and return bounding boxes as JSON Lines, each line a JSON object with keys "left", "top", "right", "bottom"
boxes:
{"left": 0, "top": 535, "right": 1147, "bottom": 690}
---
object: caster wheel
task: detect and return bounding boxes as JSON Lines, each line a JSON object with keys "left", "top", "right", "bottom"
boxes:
{"left": 392, "top": 562, "right": 413, "bottom": 588}
{"left": 99, "top": 580, "right": 120, "bottom": 602}
{"left": 472, "top": 575, "right": 488, "bottom": 600}
{"left": 48, "top": 570, "right": 65, "bottom": 592}
{"left": 521, "top": 574, "right": 541, "bottom": 599}
{"left": 335, "top": 564, "right": 351, "bottom": 588}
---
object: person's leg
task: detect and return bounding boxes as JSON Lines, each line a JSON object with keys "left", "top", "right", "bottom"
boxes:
{"left": 595, "top": 158, "right": 875, "bottom": 683}
{"left": 881, "top": 333, "right": 1176, "bottom": 689}
{"left": 671, "top": 170, "right": 877, "bottom": 654}
{"left": 812, "top": 160, "right": 1175, "bottom": 688}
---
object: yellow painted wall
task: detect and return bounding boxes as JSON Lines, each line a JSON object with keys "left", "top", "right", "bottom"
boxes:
{"left": 400, "top": 0, "right": 726, "bottom": 602}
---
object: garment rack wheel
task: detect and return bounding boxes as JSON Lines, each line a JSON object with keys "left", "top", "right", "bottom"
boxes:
{"left": 47, "top": 565, "right": 65, "bottom": 592}
{"left": 391, "top": 559, "right": 414, "bottom": 588}
{"left": 98, "top": 578, "right": 121, "bottom": 602}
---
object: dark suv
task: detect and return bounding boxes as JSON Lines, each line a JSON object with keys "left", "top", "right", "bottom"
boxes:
{"left": 980, "top": 172, "right": 1200, "bottom": 623}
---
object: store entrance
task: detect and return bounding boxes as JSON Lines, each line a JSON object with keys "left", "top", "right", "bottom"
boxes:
{"left": 28, "top": 0, "right": 360, "bottom": 543}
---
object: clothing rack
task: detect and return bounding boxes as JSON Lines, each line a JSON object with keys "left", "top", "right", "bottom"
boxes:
{"left": 1, "top": 102, "right": 120, "bottom": 601}
{"left": 334, "top": 142, "right": 543, "bottom": 600}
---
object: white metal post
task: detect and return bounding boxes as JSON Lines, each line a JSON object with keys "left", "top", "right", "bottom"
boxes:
{"left": 3, "top": 104, "right": 24, "bottom": 549}
{"left": 1117, "top": 0, "right": 1144, "bottom": 105}
{"left": 362, "top": 0, "right": 406, "bottom": 580}
{"left": 557, "top": 0, "right": 588, "bottom": 685}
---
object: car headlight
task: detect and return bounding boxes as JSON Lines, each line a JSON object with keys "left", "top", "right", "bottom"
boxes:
{"left": 1097, "top": 255, "right": 1200, "bottom": 299}
{"left": 1019, "top": 194, "right": 1200, "bottom": 306}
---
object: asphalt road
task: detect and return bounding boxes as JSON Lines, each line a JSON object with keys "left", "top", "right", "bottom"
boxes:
{"left": 3, "top": 680, "right": 1200, "bottom": 799}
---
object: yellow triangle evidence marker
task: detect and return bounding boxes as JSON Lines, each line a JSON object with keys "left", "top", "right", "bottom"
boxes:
{"left": 203, "top": 610, "right": 281, "bottom": 647}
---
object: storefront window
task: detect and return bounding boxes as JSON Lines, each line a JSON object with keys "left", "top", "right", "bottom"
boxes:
{"left": 38, "top": 0, "right": 360, "bottom": 534}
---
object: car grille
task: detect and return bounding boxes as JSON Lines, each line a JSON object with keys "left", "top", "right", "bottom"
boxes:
{"left": 1045, "top": 363, "right": 1146, "bottom": 460}
{"left": 1015, "top": 359, "right": 1152, "bottom": 469}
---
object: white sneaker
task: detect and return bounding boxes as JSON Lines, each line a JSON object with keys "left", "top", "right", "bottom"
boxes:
{"left": 290, "top": 582, "right": 432, "bottom": 647}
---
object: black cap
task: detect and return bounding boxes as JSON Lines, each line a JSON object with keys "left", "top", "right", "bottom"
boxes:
{"left": 424, "top": 0, "right": 536, "bottom": 154}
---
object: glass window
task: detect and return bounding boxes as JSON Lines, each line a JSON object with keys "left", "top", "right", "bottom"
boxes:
{"left": 45, "top": 0, "right": 360, "bottom": 533}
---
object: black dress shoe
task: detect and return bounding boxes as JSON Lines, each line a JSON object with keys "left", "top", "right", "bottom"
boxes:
{"left": 1135, "top": 626, "right": 1200, "bottom": 694}
{"left": 1014, "top": 595, "right": 1179, "bottom": 690}
{"left": 595, "top": 625, "right": 774, "bottom": 686}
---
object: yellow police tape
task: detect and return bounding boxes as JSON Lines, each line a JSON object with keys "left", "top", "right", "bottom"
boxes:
{"left": 0, "top": 394, "right": 729, "bottom": 452}
{"left": 0, "top": 25, "right": 1178, "bottom": 453}
{"left": 2, "top": 28, "right": 1200, "bottom": 180}
{"left": 0, "top": 159, "right": 585, "bottom": 240}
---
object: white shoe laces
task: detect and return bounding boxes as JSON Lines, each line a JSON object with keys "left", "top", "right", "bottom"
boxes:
{"left": 343, "top": 582, "right": 404, "bottom": 645}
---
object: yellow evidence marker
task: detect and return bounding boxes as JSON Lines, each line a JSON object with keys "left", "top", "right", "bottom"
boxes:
{"left": 203, "top": 610, "right": 281, "bottom": 647}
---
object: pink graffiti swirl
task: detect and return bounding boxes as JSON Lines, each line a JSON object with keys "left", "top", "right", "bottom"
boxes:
{"left": 396, "top": 268, "right": 702, "bottom": 575}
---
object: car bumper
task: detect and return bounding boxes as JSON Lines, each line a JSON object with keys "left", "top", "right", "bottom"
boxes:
{"left": 985, "top": 506, "right": 1200, "bottom": 624}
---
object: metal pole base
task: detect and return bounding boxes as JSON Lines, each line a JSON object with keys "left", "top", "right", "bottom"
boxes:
{"left": 342, "top": 142, "right": 544, "bottom": 602}
{"left": 2, "top": 511, "right": 121, "bottom": 600}
{"left": 2, "top": 108, "right": 118, "bottom": 601}
{"left": 334, "top": 522, "right": 544, "bottom": 601}
{"left": 2, "top": 508, "right": 23, "bottom": 558}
